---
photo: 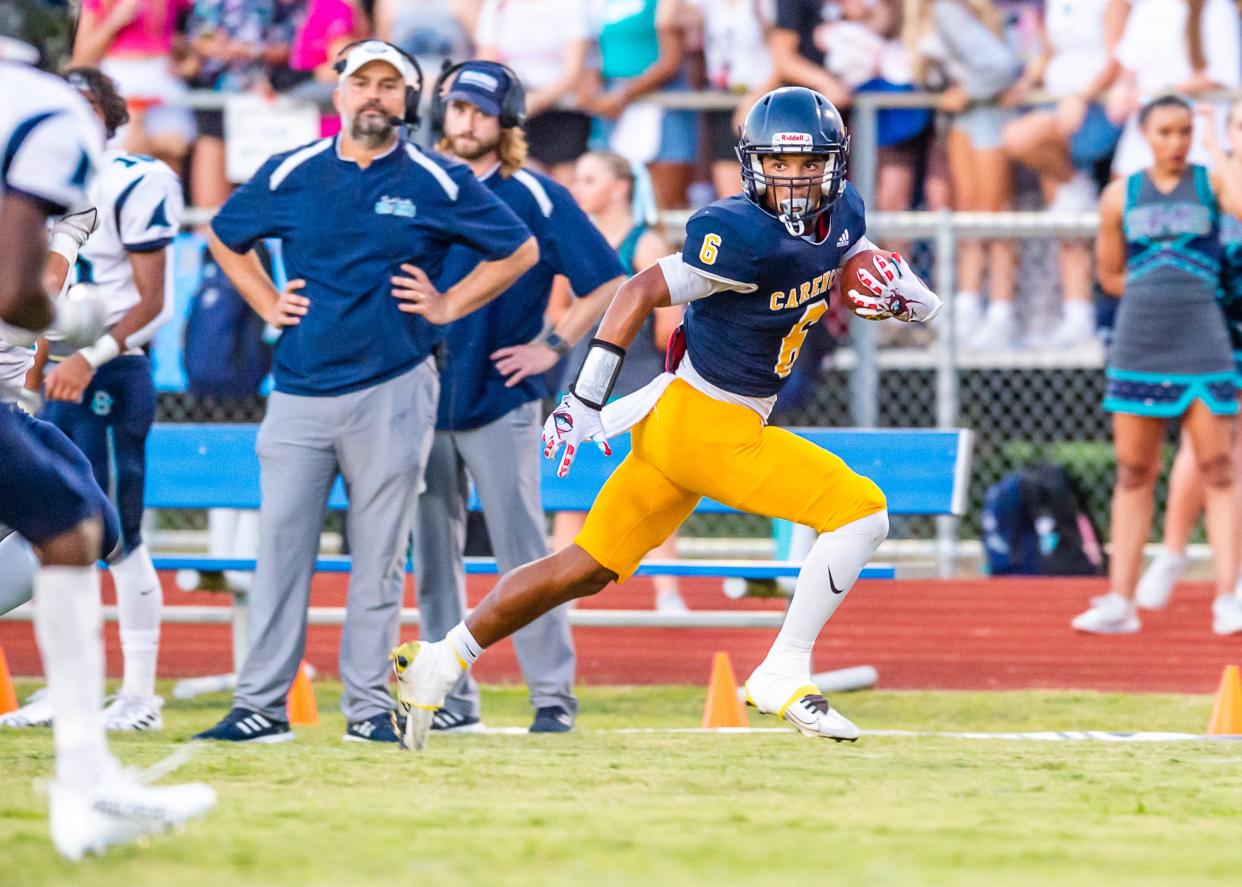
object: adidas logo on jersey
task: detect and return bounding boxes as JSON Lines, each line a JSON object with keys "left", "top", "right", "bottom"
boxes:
{"left": 836, "top": 229, "right": 851, "bottom": 248}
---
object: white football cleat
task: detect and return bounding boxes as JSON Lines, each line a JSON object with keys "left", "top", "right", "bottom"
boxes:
{"left": 1072, "top": 591, "right": 1140, "bottom": 634}
{"left": 103, "top": 694, "right": 164, "bottom": 732}
{"left": 1135, "top": 548, "right": 1188, "bottom": 610}
{"left": 388, "top": 640, "right": 465, "bottom": 751}
{"left": 49, "top": 769, "right": 215, "bottom": 861}
{"left": 0, "top": 688, "right": 54, "bottom": 728}
{"left": 1212, "top": 594, "right": 1242, "bottom": 636}
{"left": 744, "top": 669, "right": 860, "bottom": 742}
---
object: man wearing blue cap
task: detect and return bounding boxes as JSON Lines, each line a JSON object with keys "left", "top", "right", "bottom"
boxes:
{"left": 406, "top": 61, "right": 626, "bottom": 734}
{"left": 195, "top": 41, "right": 539, "bottom": 744}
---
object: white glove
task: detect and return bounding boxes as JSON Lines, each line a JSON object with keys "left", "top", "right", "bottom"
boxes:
{"left": 847, "top": 252, "right": 942, "bottom": 323}
{"left": 541, "top": 393, "right": 612, "bottom": 478}
{"left": 49, "top": 206, "right": 100, "bottom": 260}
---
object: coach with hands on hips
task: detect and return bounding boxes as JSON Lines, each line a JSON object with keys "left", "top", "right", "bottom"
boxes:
{"left": 410, "top": 60, "right": 626, "bottom": 735}
{"left": 195, "top": 40, "right": 538, "bottom": 744}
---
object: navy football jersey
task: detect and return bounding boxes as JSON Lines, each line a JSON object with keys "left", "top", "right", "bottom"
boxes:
{"left": 680, "top": 184, "right": 867, "bottom": 397}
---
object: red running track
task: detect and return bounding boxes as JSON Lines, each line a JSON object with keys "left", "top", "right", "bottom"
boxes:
{"left": 1, "top": 574, "right": 1239, "bottom": 693}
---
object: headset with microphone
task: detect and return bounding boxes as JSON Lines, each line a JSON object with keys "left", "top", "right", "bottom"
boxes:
{"left": 332, "top": 39, "right": 424, "bottom": 128}
{"left": 429, "top": 59, "right": 527, "bottom": 134}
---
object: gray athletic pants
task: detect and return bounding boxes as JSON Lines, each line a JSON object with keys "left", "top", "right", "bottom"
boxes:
{"left": 413, "top": 399, "right": 576, "bottom": 718}
{"left": 234, "top": 360, "right": 437, "bottom": 722}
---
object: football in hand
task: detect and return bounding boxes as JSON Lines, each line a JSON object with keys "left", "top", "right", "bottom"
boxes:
{"left": 839, "top": 249, "right": 897, "bottom": 317}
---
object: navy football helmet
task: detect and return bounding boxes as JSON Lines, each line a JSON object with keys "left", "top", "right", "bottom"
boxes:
{"left": 736, "top": 87, "right": 850, "bottom": 238}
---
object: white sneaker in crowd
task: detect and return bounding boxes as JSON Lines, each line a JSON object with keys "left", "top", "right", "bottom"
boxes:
{"left": 1212, "top": 594, "right": 1242, "bottom": 636}
{"left": 0, "top": 688, "right": 54, "bottom": 728}
{"left": 1135, "top": 548, "right": 1189, "bottom": 611}
{"left": 103, "top": 694, "right": 164, "bottom": 731}
{"left": 49, "top": 768, "right": 215, "bottom": 861}
{"left": 965, "top": 304, "right": 1018, "bottom": 351}
{"left": 1072, "top": 591, "right": 1141, "bottom": 634}
{"left": 1045, "top": 307, "right": 1098, "bottom": 350}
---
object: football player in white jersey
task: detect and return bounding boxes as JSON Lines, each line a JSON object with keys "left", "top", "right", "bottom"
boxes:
{"left": 36, "top": 67, "right": 180, "bottom": 732}
{"left": 0, "top": 5, "right": 214, "bottom": 861}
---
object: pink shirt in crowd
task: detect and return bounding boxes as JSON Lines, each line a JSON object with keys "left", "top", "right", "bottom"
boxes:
{"left": 291, "top": 0, "right": 359, "bottom": 72}
{"left": 81, "top": 0, "right": 192, "bottom": 58}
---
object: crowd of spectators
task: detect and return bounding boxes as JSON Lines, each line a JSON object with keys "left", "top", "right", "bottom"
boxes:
{"left": 66, "top": 0, "right": 1242, "bottom": 351}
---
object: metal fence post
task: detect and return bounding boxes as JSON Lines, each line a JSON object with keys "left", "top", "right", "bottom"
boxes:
{"left": 934, "top": 210, "right": 959, "bottom": 577}
{"left": 848, "top": 96, "right": 880, "bottom": 428}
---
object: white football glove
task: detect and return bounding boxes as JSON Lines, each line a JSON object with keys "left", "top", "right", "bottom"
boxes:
{"left": 541, "top": 393, "right": 612, "bottom": 478}
{"left": 847, "top": 252, "right": 942, "bottom": 323}
{"left": 49, "top": 205, "right": 100, "bottom": 258}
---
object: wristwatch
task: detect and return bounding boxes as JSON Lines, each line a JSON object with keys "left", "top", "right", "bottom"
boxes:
{"left": 542, "top": 331, "right": 571, "bottom": 356}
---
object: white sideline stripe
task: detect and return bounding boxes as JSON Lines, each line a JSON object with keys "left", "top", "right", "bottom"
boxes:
{"left": 0, "top": 604, "right": 797, "bottom": 629}
{"left": 454, "top": 727, "right": 1238, "bottom": 742}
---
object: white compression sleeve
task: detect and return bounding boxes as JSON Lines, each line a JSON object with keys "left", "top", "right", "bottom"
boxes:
{"left": 760, "top": 511, "right": 890, "bottom": 678}
{"left": 33, "top": 565, "right": 112, "bottom": 789}
{"left": 112, "top": 544, "right": 162, "bottom": 699}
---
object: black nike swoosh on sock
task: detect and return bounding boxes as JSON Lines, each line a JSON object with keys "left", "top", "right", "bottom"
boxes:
{"left": 828, "top": 566, "right": 846, "bottom": 595}
{"left": 138, "top": 587, "right": 155, "bottom": 596}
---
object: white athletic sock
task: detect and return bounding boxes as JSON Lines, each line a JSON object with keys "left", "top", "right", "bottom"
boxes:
{"left": 985, "top": 300, "right": 1014, "bottom": 323}
{"left": 33, "top": 566, "right": 112, "bottom": 790}
{"left": 0, "top": 533, "right": 37, "bottom": 616}
{"left": 1063, "top": 299, "right": 1092, "bottom": 325}
{"left": 761, "top": 511, "right": 889, "bottom": 679}
{"left": 446, "top": 622, "right": 482, "bottom": 667}
{"left": 112, "top": 544, "right": 161, "bottom": 699}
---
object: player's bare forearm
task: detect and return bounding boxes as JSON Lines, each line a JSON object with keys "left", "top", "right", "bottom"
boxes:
{"left": 109, "top": 249, "right": 167, "bottom": 349}
{"left": 0, "top": 194, "right": 55, "bottom": 331}
{"left": 444, "top": 236, "right": 539, "bottom": 321}
{"left": 43, "top": 253, "right": 72, "bottom": 301}
{"left": 553, "top": 274, "right": 625, "bottom": 346}
{"left": 594, "top": 264, "right": 672, "bottom": 351}
{"left": 207, "top": 228, "right": 281, "bottom": 319}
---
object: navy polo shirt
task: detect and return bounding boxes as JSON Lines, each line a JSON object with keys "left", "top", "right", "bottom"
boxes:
{"left": 436, "top": 167, "right": 625, "bottom": 430}
{"left": 211, "top": 136, "right": 531, "bottom": 397}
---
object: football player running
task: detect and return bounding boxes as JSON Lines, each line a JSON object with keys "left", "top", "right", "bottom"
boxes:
{"left": 3, "top": 67, "right": 181, "bottom": 733}
{"left": 390, "top": 86, "right": 941, "bottom": 750}
{"left": 0, "top": 4, "right": 214, "bottom": 860}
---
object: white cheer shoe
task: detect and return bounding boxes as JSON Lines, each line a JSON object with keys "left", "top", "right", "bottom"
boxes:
{"left": 1072, "top": 591, "right": 1141, "bottom": 634}
{"left": 1212, "top": 594, "right": 1242, "bottom": 636}
{"left": 744, "top": 668, "right": 860, "bottom": 742}
{"left": 1135, "top": 549, "right": 1189, "bottom": 611}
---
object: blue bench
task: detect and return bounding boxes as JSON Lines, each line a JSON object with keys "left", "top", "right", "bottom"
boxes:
{"left": 143, "top": 423, "right": 973, "bottom": 581}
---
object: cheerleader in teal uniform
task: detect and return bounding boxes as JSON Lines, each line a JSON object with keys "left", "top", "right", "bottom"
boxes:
{"left": 1075, "top": 96, "right": 1242, "bottom": 634}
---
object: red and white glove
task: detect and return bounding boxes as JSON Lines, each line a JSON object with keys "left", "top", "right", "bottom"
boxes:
{"left": 847, "top": 253, "right": 942, "bottom": 323}
{"left": 541, "top": 393, "right": 612, "bottom": 478}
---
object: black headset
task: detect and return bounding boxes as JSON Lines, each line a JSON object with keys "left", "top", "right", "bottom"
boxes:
{"left": 429, "top": 59, "right": 527, "bottom": 134}
{"left": 332, "top": 39, "right": 424, "bottom": 128}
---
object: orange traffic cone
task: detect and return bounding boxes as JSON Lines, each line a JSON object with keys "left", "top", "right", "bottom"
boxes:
{"left": 287, "top": 661, "right": 319, "bottom": 726}
{"left": 1207, "top": 664, "right": 1242, "bottom": 736}
{"left": 702, "top": 651, "right": 749, "bottom": 729}
{"left": 0, "top": 646, "right": 16, "bottom": 715}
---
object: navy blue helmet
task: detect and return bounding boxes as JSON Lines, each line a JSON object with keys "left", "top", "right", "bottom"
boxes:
{"left": 735, "top": 87, "right": 850, "bottom": 238}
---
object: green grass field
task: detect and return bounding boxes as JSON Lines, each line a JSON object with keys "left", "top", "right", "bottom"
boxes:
{"left": 2, "top": 681, "right": 1240, "bottom": 887}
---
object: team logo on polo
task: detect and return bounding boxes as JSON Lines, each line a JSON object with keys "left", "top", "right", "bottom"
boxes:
{"left": 91, "top": 390, "right": 114, "bottom": 417}
{"left": 375, "top": 196, "right": 416, "bottom": 218}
